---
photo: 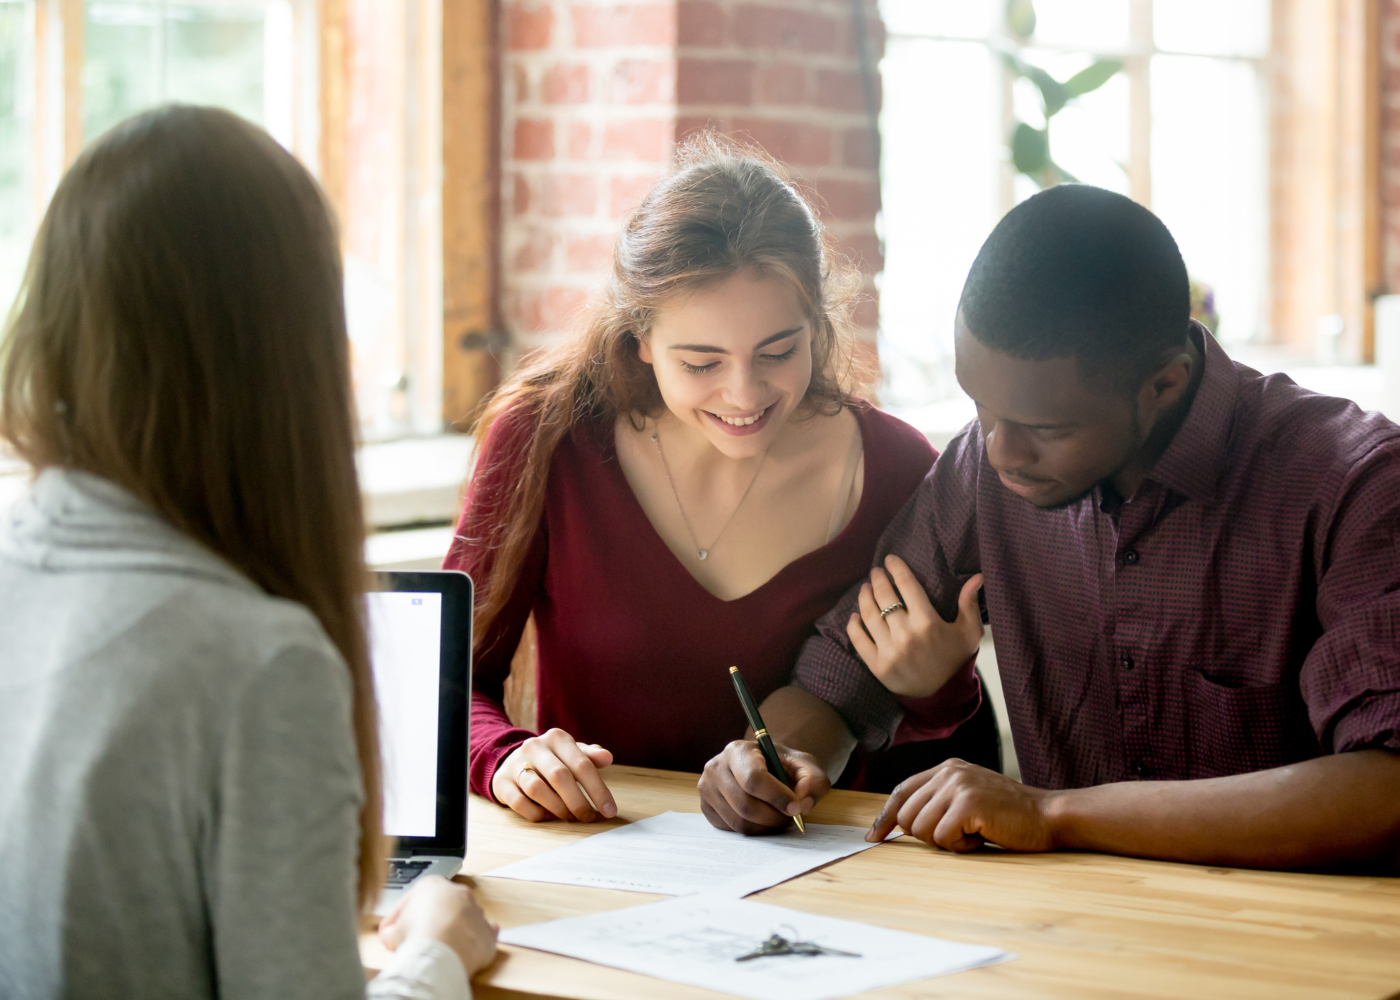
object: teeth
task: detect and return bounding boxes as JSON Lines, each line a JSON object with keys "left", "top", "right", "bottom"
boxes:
{"left": 718, "top": 409, "right": 764, "bottom": 427}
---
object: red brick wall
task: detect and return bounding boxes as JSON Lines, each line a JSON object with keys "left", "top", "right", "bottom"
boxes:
{"left": 500, "top": 0, "right": 884, "bottom": 359}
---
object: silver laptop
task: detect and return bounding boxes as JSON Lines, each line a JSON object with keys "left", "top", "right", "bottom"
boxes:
{"left": 367, "top": 570, "right": 473, "bottom": 916}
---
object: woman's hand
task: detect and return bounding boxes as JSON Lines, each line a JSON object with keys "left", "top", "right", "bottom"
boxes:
{"left": 379, "top": 875, "right": 499, "bottom": 977}
{"left": 491, "top": 728, "right": 618, "bottom": 822}
{"left": 846, "top": 555, "right": 984, "bottom": 698}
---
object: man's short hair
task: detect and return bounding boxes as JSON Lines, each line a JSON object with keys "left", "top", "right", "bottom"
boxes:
{"left": 958, "top": 184, "right": 1191, "bottom": 389}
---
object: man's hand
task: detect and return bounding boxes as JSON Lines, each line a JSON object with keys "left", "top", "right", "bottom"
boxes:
{"left": 867, "top": 758, "right": 1058, "bottom": 852}
{"left": 847, "top": 555, "right": 984, "bottom": 698}
{"left": 699, "top": 739, "right": 831, "bottom": 835}
{"left": 491, "top": 728, "right": 617, "bottom": 823}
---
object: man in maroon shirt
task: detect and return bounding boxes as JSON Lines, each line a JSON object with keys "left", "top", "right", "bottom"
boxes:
{"left": 699, "top": 184, "right": 1400, "bottom": 870}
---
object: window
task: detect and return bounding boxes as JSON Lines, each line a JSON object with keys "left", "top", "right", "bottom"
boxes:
{"left": 0, "top": 0, "right": 482, "bottom": 442}
{"left": 878, "top": 0, "right": 1270, "bottom": 408}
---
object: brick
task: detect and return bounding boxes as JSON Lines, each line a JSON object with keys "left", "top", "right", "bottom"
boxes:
{"left": 811, "top": 178, "right": 880, "bottom": 221}
{"left": 543, "top": 63, "right": 591, "bottom": 103}
{"left": 612, "top": 59, "right": 674, "bottom": 104}
{"left": 817, "top": 69, "right": 870, "bottom": 113}
{"left": 678, "top": 58, "right": 754, "bottom": 105}
{"left": 508, "top": 5, "right": 553, "bottom": 49}
{"left": 519, "top": 287, "right": 591, "bottom": 334}
{"left": 677, "top": 115, "right": 723, "bottom": 142}
{"left": 842, "top": 125, "right": 878, "bottom": 168}
{"left": 730, "top": 117, "right": 832, "bottom": 166}
{"left": 567, "top": 121, "right": 593, "bottom": 159}
{"left": 512, "top": 173, "right": 531, "bottom": 215}
{"left": 512, "top": 229, "right": 555, "bottom": 272}
{"left": 758, "top": 63, "right": 806, "bottom": 104}
{"left": 603, "top": 117, "right": 674, "bottom": 161}
{"left": 610, "top": 173, "right": 661, "bottom": 217}
{"left": 838, "top": 233, "right": 883, "bottom": 274}
{"left": 679, "top": 0, "right": 724, "bottom": 45}
{"left": 573, "top": 4, "right": 677, "bottom": 47}
{"left": 733, "top": 5, "right": 836, "bottom": 54}
{"left": 839, "top": 14, "right": 885, "bottom": 60}
{"left": 514, "top": 119, "right": 555, "bottom": 159}
{"left": 541, "top": 174, "right": 598, "bottom": 217}
{"left": 851, "top": 295, "right": 880, "bottom": 329}
{"left": 565, "top": 233, "right": 617, "bottom": 272}
{"left": 512, "top": 65, "right": 529, "bottom": 103}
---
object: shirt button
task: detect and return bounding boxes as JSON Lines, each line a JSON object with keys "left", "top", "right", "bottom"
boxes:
{"left": 1123, "top": 549, "right": 1140, "bottom": 566}
{"left": 1120, "top": 655, "right": 1135, "bottom": 671}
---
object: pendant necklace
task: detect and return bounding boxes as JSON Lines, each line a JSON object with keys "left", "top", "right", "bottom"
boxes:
{"left": 652, "top": 426, "right": 768, "bottom": 561}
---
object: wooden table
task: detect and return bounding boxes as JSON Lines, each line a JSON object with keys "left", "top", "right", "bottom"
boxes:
{"left": 362, "top": 765, "right": 1400, "bottom": 999}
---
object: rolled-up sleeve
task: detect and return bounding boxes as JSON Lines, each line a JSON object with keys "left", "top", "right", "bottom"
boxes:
{"left": 794, "top": 424, "right": 984, "bottom": 751}
{"left": 1303, "top": 440, "right": 1400, "bottom": 755}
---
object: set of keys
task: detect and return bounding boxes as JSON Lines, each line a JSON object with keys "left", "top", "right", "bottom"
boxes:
{"left": 735, "top": 930, "right": 862, "bottom": 962}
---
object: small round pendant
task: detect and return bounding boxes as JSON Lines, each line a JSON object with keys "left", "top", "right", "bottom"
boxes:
{"left": 697, "top": 550, "right": 708, "bottom": 561}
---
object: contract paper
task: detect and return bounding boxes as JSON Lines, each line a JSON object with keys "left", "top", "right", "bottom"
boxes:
{"left": 500, "top": 895, "right": 1011, "bottom": 1000}
{"left": 484, "top": 811, "right": 877, "bottom": 897}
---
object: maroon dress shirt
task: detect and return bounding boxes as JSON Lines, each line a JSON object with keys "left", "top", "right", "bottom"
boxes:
{"left": 446, "top": 403, "right": 972, "bottom": 799}
{"left": 795, "top": 326, "right": 1400, "bottom": 788}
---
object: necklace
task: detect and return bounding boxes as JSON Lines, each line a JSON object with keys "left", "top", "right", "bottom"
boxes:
{"left": 652, "top": 426, "right": 768, "bottom": 561}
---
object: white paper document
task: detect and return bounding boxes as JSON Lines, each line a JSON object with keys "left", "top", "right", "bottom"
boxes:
{"left": 500, "top": 895, "right": 1011, "bottom": 1000}
{"left": 485, "top": 811, "right": 878, "bottom": 897}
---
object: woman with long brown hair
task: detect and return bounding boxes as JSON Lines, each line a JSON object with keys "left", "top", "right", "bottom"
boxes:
{"left": 448, "top": 140, "right": 999, "bottom": 830}
{"left": 0, "top": 106, "right": 495, "bottom": 998}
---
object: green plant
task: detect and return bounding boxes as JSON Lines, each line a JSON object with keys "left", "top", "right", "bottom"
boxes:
{"left": 1002, "top": 0, "right": 1122, "bottom": 187}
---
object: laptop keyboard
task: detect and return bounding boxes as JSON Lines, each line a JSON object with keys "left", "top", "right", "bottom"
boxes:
{"left": 385, "top": 859, "right": 432, "bottom": 887}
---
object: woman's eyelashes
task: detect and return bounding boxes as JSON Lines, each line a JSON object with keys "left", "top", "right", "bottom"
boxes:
{"left": 680, "top": 359, "right": 719, "bottom": 374}
{"left": 678, "top": 343, "right": 799, "bottom": 375}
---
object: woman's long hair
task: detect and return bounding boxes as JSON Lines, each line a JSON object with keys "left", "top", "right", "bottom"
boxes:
{"left": 0, "top": 105, "right": 386, "bottom": 910}
{"left": 465, "top": 137, "right": 872, "bottom": 648}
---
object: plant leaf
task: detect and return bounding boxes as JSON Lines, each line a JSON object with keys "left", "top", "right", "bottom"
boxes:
{"left": 1011, "top": 122, "right": 1050, "bottom": 175}
{"left": 1024, "top": 65, "right": 1068, "bottom": 117}
{"left": 1005, "top": 0, "right": 1036, "bottom": 40}
{"left": 1062, "top": 59, "right": 1122, "bottom": 97}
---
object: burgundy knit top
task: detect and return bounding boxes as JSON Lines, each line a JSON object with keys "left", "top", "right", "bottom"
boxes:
{"left": 444, "top": 403, "right": 940, "bottom": 799}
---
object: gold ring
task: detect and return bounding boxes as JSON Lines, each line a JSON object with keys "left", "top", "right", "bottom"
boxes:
{"left": 879, "top": 601, "right": 906, "bottom": 619}
{"left": 519, "top": 762, "right": 538, "bottom": 776}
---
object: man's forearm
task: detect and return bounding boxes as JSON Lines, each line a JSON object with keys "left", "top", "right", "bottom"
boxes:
{"left": 1046, "top": 749, "right": 1400, "bottom": 871}
{"left": 755, "top": 685, "right": 857, "bottom": 782}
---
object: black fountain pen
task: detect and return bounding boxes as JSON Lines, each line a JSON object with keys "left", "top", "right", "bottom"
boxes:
{"left": 728, "top": 665, "right": 806, "bottom": 834}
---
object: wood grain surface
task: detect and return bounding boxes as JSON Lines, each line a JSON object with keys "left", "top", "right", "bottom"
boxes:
{"left": 361, "top": 765, "right": 1400, "bottom": 1000}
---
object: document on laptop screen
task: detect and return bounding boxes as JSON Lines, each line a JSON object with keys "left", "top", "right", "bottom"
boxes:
{"left": 368, "top": 591, "right": 442, "bottom": 839}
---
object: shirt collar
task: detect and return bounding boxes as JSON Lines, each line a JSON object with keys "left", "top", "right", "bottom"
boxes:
{"left": 1141, "top": 321, "right": 1239, "bottom": 503}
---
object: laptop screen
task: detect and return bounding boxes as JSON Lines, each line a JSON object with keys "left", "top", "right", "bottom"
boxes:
{"left": 367, "top": 591, "right": 443, "bottom": 839}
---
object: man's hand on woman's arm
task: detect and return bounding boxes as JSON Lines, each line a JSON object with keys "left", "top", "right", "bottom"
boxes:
{"left": 491, "top": 728, "right": 617, "bottom": 823}
{"left": 698, "top": 686, "right": 856, "bottom": 835}
{"left": 869, "top": 750, "right": 1400, "bottom": 872}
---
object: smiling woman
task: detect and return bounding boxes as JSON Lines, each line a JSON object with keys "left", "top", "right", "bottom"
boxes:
{"left": 443, "top": 138, "right": 1001, "bottom": 827}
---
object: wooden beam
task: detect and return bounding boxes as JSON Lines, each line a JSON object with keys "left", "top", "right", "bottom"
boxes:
{"left": 59, "top": 0, "right": 82, "bottom": 165}
{"left": 1362, "top": 0, "right": 1382, "bottom": 362}
{"left": 318, "top": 0, "right": 349, "bottom": 221}
{"left": 441, "top": 0, "right": 500, "bottom": 430}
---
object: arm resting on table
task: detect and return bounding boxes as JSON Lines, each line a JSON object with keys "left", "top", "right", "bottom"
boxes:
{"left": 1048, "top": 749, "right": 1400, "bottom": 871}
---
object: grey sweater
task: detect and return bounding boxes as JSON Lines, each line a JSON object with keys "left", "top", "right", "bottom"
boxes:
{"left": 0, "top": 469, "right": 468, "bottom": 999}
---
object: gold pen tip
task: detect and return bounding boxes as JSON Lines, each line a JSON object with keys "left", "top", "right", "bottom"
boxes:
{"left": 729, "top": 666, "right": 739, "bottom": 674}
{"left": 794, "top": 815, "right": 806, "bottom": 834}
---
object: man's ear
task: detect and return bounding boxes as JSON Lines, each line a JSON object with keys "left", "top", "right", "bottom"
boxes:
{"left": 636, "top": 333, "right": 654, "bottom": 365}
{"left": 1142, "top": 351, "right": 1193, "bottom": 410}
